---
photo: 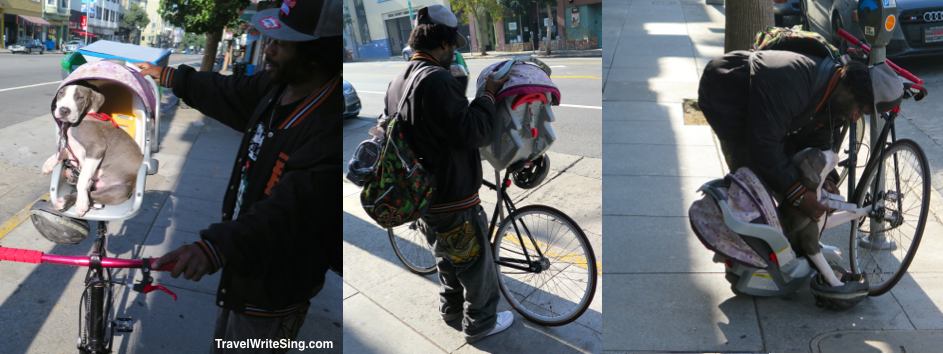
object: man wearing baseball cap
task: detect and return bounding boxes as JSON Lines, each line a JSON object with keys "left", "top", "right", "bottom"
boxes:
{"left": 383, "top": 4, "right": 512, "bottom": 342}
{"left": 138, "top": 0, "right": 342, "bottom": 351}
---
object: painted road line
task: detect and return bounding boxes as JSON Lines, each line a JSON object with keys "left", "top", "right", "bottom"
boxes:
{"left": 359, "top": 90, "right": 602, "bottom": 110}
{"left": 0, "top": 193, "right": 49, "bottom": 241}
{"left": 559, "top": 104, "right": 602, "bottom": 110}
{"left": 0, "top": 81, "right": 61, "bottom": 93}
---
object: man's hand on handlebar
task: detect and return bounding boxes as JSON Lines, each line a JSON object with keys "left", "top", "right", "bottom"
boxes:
{"left": 155, "top": 244, "right": 213, "bottom": 282}
{"left": 136, "top": 62, "right": 162, "bottom": 81}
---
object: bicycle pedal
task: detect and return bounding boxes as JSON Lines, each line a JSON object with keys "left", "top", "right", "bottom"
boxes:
{"left": 113, "top": 317, "right": 134, "bottom": 333}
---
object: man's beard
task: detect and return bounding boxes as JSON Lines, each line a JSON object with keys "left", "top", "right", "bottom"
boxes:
{"left": 267, "top": 59, "right": 310, "bottom": 85}
{"left": 439, "top": 51, "right": 453, "bottom": 67}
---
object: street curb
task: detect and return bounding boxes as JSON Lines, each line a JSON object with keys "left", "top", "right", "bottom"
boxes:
{"left": 809, "top": 329, "right": 943, "bottom": 352}
{"left": 0, "top": 193, "right": 48, "bottom": 241}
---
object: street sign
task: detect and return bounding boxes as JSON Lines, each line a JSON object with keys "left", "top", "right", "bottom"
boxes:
{"left": 81, "top": 15, "right": 87, "bottom": 31}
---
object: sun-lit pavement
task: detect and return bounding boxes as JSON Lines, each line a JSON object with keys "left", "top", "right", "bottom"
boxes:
{"left": 602, "top": 1, "right": 943, "bottom": 352}
{"left": 342, "top": 56, "right": 602, "bottom": 353}
{"left": 0, "top": 55, "right": 341, "bottom": 353}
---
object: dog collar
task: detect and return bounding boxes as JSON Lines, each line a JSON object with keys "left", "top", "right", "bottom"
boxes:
{"left": 87, "top": 112, "right": 119, "bottom": 129}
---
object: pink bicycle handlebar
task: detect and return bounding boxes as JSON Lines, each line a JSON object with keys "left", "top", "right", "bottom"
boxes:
{"left": 0, "top": 246, "right": 175, "bottom": 271}
{"left": 836, "top": 28, "right": 924, "bottom": 87}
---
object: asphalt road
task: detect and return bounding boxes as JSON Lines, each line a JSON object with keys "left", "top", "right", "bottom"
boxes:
{"left": 343, "top": 56, "right": 603, "bottom": 158}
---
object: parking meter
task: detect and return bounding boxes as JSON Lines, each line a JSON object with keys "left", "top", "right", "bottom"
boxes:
{"left": 858, "top": 0, "right": 899, "bottom": 64}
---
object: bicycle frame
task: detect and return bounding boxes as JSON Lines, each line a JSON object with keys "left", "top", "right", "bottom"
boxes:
{"left": 482, "top": 169, "right": 548, "bottom": 273}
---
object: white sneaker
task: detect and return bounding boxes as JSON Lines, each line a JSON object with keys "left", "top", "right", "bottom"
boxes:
{"left": 465, "top": 311, "right": 514, "bottom": 343}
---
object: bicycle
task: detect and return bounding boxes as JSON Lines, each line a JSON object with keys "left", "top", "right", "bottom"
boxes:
{"left": 0, "top": 220, "right": 177, "bottom": 354}
{"left": 388, "top": 158, "right": 598, "bottom": 326}
{"left": 830, "top": 28, "right": 931, "bottom": 296}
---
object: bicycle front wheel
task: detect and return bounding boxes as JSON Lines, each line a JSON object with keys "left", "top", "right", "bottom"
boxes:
{"left": 493, "top": 205, "right": 597, "bottom": 326}
{"left": 850, "top": 139, "right": 930, "bottom": 296}
{"left": 388, "top": 222, "right": 437, "bottom": 275}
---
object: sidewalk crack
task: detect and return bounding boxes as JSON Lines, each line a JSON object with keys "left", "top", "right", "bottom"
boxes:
{"left": 514, "top": 156, "right": 584, "bottom": 204}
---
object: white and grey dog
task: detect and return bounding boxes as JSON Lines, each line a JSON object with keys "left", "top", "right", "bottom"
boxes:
{"left": 42, "top": 83, "right": 143, "bottom": 216}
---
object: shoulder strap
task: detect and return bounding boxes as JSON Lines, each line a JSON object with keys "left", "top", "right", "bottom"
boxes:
{"left": 394, "top": 65, "right": 439, "bottom": 124}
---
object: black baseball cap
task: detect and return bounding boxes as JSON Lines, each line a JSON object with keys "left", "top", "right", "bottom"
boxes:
{"left": 251, "top": 0, "right": 341, "bottom": 42}
{"left": 415, "top": 4, "right": 467, "bottom": 48}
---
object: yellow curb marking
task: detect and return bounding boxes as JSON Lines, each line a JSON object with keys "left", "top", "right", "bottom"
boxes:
{"left": 501, "top": 233, "right": 601, "bottom": 273}
{"left": 0, "top": 193, "right": 49, "bottom": 241}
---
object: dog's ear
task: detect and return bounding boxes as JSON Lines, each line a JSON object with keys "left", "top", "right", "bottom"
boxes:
{"left": 85, "top": 87, "right": 105, "bottom": 113}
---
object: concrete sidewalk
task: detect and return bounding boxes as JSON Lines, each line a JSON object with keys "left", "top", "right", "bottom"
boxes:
{"left": 602, "top": 0, "right": 943, "bottom": 352}
{"left": 0, "top": 99, "right": 341, "bottom": 353}
{"left": 342, "top": 116, "right": 602, "bottom": 353}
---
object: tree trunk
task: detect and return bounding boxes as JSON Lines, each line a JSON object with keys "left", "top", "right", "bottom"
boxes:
{"left": 476, "top": 10, "right": 487, "bottom": 56}
{"left": 545, "top": 2, "right": 552, "bottom": 55}
{"left": 724, "top": 0, "right": 774, "bottom": 52}
{"left": 201, "top": 29, "right": 223, "bottom": 72}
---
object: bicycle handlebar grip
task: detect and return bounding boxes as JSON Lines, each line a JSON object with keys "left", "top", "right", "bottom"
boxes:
{"left": 147, "top": 258, "right": 177, "bottom": 272}
{"left": 0, "top": 247, "right": 43, "bottom": 264}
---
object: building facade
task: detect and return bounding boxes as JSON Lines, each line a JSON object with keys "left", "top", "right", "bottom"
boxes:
{"left": 68, "top": 0, "right": 122, "bottom": 41}
{"left": 343, "top": 0, "right": 452, "bottom": 60}
{"left": 43, "top": 0, "right": 70, "bottom": 49}
{"left": 488, "top": 0, "right": 601, "bottom": 53}
{"left": 2, "top": 0, "right": 47, "bottom": 48}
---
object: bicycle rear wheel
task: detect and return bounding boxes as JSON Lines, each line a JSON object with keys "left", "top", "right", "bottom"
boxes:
{"left": 850, "top": 139, "right": 930, "bottom": 296}
{"left": 493, "top": 205, "right": 597, "bottom": 326}
{"left": 388, "top": 222, "right": 437, "bottom": 275}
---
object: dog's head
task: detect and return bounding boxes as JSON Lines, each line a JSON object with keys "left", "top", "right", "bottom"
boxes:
{"left": 53, "top": 84, "right": 105, "bottom": 124}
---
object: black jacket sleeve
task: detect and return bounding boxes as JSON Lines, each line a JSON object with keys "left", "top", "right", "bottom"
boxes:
{"left": 159, "top": 65, "right": 273, "bottom": 132}
{"left": 745, "top": 53, "right": 817, "bottom": 202}
{"left": 198, "top": 133, "right": 341, "bottom": 275}
{"left": 418, "top": 71, "right": 497, "bottom": 148}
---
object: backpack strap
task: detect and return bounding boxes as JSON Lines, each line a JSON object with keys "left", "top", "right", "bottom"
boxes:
{"left": 393, "top": 65, "right": 440, "bottom": 124}
{"left": 811, "top": 65, "right": 845, "bottom": 114}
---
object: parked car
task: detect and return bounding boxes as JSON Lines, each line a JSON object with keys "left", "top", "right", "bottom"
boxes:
{"left": 801, "top": 0, "right": 943, "bottom": 58}
{"left": 343, "top": 80, "right": 361, "bottom": 119}
{"left": 10, "top": 39, "right": 44, "bottom": 54}
{"left": 402, "top": 45, "right": 414, "bottom": 61}
{"left": 62, "top": 40, "right": 84, "bottom": 53}
{"left": 773, "top": 0, "right": 802, "bottom": 27}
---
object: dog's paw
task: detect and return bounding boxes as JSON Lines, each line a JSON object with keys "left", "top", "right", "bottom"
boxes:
{"left": 75, "top": 202, "right": 90, "bottom": 216}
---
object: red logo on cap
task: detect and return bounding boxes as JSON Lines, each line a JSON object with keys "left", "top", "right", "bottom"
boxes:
{"left": 260, "top": 16, "right": 281, "bottom": 29}
{"left": 280, "top": 0, "right": 296, "bottom": 16}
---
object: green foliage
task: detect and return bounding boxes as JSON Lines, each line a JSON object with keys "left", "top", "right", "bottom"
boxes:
{"left": 182, "top": 32, "right": 206, "bottom": 49}
{"left": 451, "top": 0, "right": 504, "bottom": 23}
{"left": 158, "top": 0, "right": 250, "bottom": 33}
{"left": 120, "top": 2, "right": 149, "bottom": 32}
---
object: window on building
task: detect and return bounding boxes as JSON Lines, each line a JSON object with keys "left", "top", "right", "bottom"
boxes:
{"left": 60, "top": 0, "right": 66, "bottom": 8}
{"left": 47, "top": 0, "right": 54, "bottom": 5}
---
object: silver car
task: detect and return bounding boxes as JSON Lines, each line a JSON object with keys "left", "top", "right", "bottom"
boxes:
{"left": 801, "top": 0, "right": 943, "bottom": 58}
{"left": 343, "top": 80, "right": 361, "bottom": 119}
{"left": 63, "top": 40, "right": 84, "bottom": 53}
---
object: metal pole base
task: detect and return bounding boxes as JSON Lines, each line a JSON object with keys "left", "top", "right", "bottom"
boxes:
{"left": 858, "top": 234, "right": 898, "bottom": 250}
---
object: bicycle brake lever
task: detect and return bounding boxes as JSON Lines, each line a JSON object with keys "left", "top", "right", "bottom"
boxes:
{"left": 137, "top": 282, "right": 178, "bottom": 301}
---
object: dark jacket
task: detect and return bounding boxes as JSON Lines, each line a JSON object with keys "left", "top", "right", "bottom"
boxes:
{"left": 159, "top": 65, "right": 341, "bottom": 315}
{"left": 698, "top": 50, "right": 841, "bottom": 202}
{"left": 384, "top": 59, "right": 497, "bottom": 212}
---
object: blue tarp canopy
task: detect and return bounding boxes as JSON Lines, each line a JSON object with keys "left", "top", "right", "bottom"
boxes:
{"left": 78, "top": 40, "right": 171, "bottom": 66}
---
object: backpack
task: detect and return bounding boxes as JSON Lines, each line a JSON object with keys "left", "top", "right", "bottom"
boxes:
{"left": 359, "top": 66, "right": 437, "bottom": 228}
{"left": 753, "top": 26, "right": 840, "bottom": 59}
